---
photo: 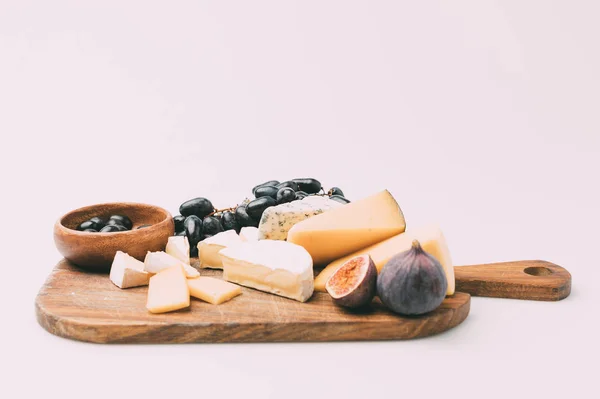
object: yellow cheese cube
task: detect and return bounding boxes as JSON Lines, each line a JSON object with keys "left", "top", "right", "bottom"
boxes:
{"left": 146, "top": 265, "right": 190, "bottom": 314}
{"left": 287, "top": 190, "right": 406, "bottom": 265}
{"left": 187, "top": 277, "right": 242, "bottom": 305}
{"left": 314, "top": 225, "right": 455, "bottom": 295}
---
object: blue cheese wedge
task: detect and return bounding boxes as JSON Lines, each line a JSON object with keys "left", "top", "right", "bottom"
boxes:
{"left": 220, "top": 240, "right": 314, "bottom": 302}
{"left": 258, "top": 196, "right": 341, "bottom": 240}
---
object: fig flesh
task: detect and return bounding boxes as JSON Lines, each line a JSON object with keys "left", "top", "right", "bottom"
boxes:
{"left": 377, "top": 240, "right": 447, "bottom": 315}
{"left": 325, "top": 254, "right": 377, "bottom": 308}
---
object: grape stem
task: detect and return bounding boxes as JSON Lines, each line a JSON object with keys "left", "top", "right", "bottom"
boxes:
{"left": 208, "top": 206, "right": 237, "bottom": 216}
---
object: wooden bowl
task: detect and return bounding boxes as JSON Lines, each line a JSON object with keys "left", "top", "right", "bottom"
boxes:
{"left": 54, "top": 202, "right": 175, "bottom": 272}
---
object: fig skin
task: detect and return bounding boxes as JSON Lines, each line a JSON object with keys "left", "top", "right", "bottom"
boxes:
{"left": 377, "top": 240, "right": 448, "bottom": 316}
{"left": 326, "top": 254, "right": 377, "bottom": 308}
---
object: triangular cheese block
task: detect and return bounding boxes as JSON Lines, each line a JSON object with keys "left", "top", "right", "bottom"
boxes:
{"left": 109, "top": 251, "right": 150, "bottom": 289}
{"left": 287, "top": 190, "right": 406, "bottom": 265}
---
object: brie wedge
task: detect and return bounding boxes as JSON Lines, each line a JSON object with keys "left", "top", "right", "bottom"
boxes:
{"left": 165, "top": 235, "right": 190, "bottom": 264}
{"left": 109, "top": 251, "right": 150, "bottom": 289}
{"left": 198, "top": 230, "right": 243, "bottom": 269}
{"left": 220, "top": 240, "right": 314, "bottom": 302}
{"left": 144, "top": 251, "right": 199, "bottom": 278}
{"left": 239, "top": 226, "right": 259, "bottom": 242}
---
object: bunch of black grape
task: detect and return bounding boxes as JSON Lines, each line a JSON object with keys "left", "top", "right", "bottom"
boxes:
{"left": 172, "top": 178, "right": 350, "bottom": 257}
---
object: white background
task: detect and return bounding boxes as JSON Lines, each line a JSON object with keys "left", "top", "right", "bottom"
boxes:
{"left": 1, "top": 1, "right": 598, "bottom": 398}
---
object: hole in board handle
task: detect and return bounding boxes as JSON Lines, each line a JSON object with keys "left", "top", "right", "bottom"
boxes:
{"left": 524, "top": 266, "right": 553, "bottom": 276}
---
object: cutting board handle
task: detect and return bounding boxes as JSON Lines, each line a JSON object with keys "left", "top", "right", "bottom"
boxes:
{"left": 454, "top": 260, "right": 571, "bottom": 301}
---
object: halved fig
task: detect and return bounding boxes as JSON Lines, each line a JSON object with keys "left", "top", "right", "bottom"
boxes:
{"left": 325, "top": 254, "right": 377, "bottom": 308}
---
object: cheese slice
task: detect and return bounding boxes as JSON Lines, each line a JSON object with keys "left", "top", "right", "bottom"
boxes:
{"left": 198, "top": 230, "right": 243, "bottom": 269}
{"left": 144, "top": 251, "right": 200, "bottom": 278}
{"left": 188, "top": 277, "right": 242, "bottom": 304}
{"left": 146, "top": 265, "right": 190, "bottom": 313}
{"left": 165, "top": 235, "right": 190, "bottom": 264}
{"left": 315, "top": 225, "right": 455, "bottom": 295}
{"left": 109, "top": 251, "right": 150, "bottom": 289}
{"left": 258, "top": 196, "right": 341, "bottom": 240}
{"left": 239, "top": 226, "right": 259, "bottom": 242}
{"left": 220, "top": 240, "right": 314, "bottom": 302}
{"left": 287, "top": 190, "right": 406, "bottom": 265}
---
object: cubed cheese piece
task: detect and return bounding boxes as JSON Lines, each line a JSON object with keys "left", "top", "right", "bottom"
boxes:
{"left": 144, "top": 251, "right": 199, "bottom": 278}
{"left": 146, "top": 265, "right": 190, "bottom": 313}
{"left": 165, "top": 235, "right": 190, "bottom": 264}
{"left": 239, "top": 226, "right": 259, "bottom": 242}
{"left": 109, "top": 251, "right": 150, "bottom": 289}
{"left": 198, "top": 230, "right": 243, "bottom": 269}
{"left": 315, "top": 225, "right": 455, "bottom": 295}
{"left": 220, "top": 240, "right": 314, "bottom": 302}
{"left": 258, "top": 196, "right": 341, "bottom": 240}
{"left": 287, "top": 190, "right": 406, "bottom": 265}
{"left": 188, "top": 277, "right": 242, "bottom": 304}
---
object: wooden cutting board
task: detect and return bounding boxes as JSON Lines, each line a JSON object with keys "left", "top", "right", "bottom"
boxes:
{"left": 35, "top": 259, "right": 570, "bottom": 344}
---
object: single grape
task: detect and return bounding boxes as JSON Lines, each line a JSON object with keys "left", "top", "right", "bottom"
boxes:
{"left": 221, "top": 211, "right": 240, "bottom": 232}
{"left": 276, "top": 181, "right": 299, "bottom": 192}
{"left": 291, "top": 178, "right": 322, "bottom": 194}
{"left": 246, "top": 197, "right": 277, "bottom": 221}
{"left": 252, "top": 180, "right": 280, "bottom": 195}
{"left": 328, "top": 187, "right": 344, "bottom": 197}
{"left": 184, "top": 215, "right": 203, "bottom": 247}
{"left": 329, "top": 195, "right": 351, "bottom": 204}
{"left": 254, "top": 185, "right": 279, "bottom": 199}
{"left": 235, "top": 205, "right": 258, "bottom": 227}
{"left": 179, "top": 197, "right": 214, "bottom": 219}
{"left": 276, "top": 187, "right": 296, "bottom": 204}
{"left": 173, "top": 215, "right": 186, "bottom": 232}
{"left": 203, "top": 216, "right": 224, "bottom": 236}
{"left": 175, "top": 230, "right": 186, "bottom": 236}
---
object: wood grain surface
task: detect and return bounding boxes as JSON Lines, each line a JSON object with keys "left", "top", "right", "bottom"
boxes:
{"left": 455, "top": 260, "right": 571, "bottom": 301}
{"left": 35, "top": 259, "right": 471, "bottom": 344}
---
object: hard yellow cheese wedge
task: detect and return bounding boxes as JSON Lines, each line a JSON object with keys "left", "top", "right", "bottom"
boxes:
{"left": 146, "top": 265, "right": 190, "bottom": 313}
{"left": 314, "top": 225, "right": 455, "bottom": 295}
{"left": 188, "top": 277, "right": 242, "bottom": 305}
{"left": 287, "top": 190, "right": 406, "bottom": 266}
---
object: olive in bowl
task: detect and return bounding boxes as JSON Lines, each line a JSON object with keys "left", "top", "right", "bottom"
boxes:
{"left": 54, "top": 202, "right": 174, "bottom": 272}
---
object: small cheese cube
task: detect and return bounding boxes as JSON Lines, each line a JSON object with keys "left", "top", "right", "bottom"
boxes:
{"left": 198, "top": 230, "right": 243, "bottom": 269}
{"left": 187, "top": 277, "right": 242, "bottom": 305}
{"left": 165, "top": 236, "right": 190, "bottom": 264}
{"left": 109, "top": 251, "right": 150, "bottom": 289}
{"left": 144, "top": 251, "right": 199, "bottom": 278}
{"left": 146, "top": 265, "right": 190, "bottom": 313}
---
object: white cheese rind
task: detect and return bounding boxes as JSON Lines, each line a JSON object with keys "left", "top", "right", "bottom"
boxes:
{"left": 198, "top": 230, "right": 243, "bottom": 269}
{"left": 109, "top": 251, "right": 149, "bottom": 289}
{"left": 165, "top": 236, "right": 190, "bottom": 264}
{"left": 257, "top": 196, "right": 341, "bottom": 240}
{"left": 143, "top": 251, "right": 200, "bottom": 278}
{"left": 220, "top": 240, "right": 314, "bottom": 302}
{"left": 239, "top": 226, "right": 259, "bottom": 242}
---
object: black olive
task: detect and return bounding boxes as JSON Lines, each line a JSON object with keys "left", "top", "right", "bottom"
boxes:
{"left": 173, "top": 215, "right": 186, "bottom": 232}
{"left": 203, "top": 216, "right": 224, "bottom": 236}
{"left": 108, "top": 215, "right": 133, "bottom": 230}
{"left": 88, "top": 217, "right": 106, "bottom": 228}
{"left": 175, "top": 230, "right": 187, "bottom": 236}
{"left": 179, "top": 197, "right": 214, "bottom": 219}
{"left": 276, "top": 187, "right": 296, "bottom": 204}
{"left": 99, "top": 225, "right": 123, "bottom": 233}
{"left": 329, "top": 195, "right": 351, "bottom": 204}
{"left": 276, "top": 181, "right": 299, "bottom": 192}
{"left": 183, "top": 215, "right": 203, "bottom": 247}
{"left": 221, "top": 211, "right": 240, "bottom": 232}
{"left": 235, "top": 205, "right": 258, "bottom": 227}
{"left": 291, "top": 178, "right": 322, "bottom": 194}
{"left": 328, "top": 187, "right": 344, "bottom": 197}
{"left": 106, "top": 219, "right": 131, "bottom": 230}
{"left": 252, "top": 180, "right": 280, "bottom": 195}
{"left": 77, "top": 219, "right": 103, "bottom": 231}
{"left": 190, "top": 245, "right": 198, "bottom": 258}
{"left": 246, "top": 197, "right": 277, "bottom": 221}
{"left": 83, "top": 228, "right": 97, "bottom": 233}
{"left": 254, "top": 185, "right": 279, "bottom": 199}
